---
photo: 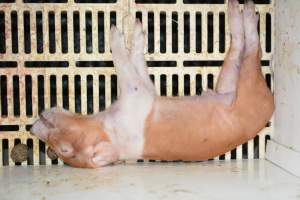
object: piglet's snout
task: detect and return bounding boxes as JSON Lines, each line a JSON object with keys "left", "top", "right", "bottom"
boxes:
{"left": 30, "top": 110, "right": 57, "bottom": 140}
{"left": 30, "top": 119, "right": 50, "bottom": 141}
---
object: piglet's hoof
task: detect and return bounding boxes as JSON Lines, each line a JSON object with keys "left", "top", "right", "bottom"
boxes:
{"left": 47, "top": 147, "right": 58, "bottom": 160}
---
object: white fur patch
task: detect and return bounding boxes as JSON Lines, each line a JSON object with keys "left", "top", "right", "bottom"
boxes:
{"left": 105, "top": 24, "right": 155, "bottom": 160}
{"left": 103, "top": 92, "right": 154, "bottom": 160}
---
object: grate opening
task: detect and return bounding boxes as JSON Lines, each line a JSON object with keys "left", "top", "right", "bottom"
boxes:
{"left": 36, "top": 11, "right": 43, "bottom": 54}
{"left": 147, "top": 61, "right": 176, "bottom": 67}
{"left": 0, "top": 0, "right": 15, "bottom": 3}
{"left": 52, "top": 157, "right": 58, "bottom": 165}
{"left": 0, "top": 61, "right": 17, "bottom": 68}
{"left": 99, "top": 75, "right": 105, "bottom": 111}
{"left": 24, "top": 11, "right": 31, "bottom": 54}
{"left": 49, "top": 12, "right": 56, "bottom": 53}
{"left": 25, "top": 75, "right": 33, "bottom": 116}
{"left": 87, "top": 75, "right": 94, "bottom": 114}
{"left": 207, "top": 12, "right": 214, "bottom": 53}
{"left": 76, "top": 61, "right": 114, "bottom": 67}
{"left": 266, "top": 13, "right": 272, "bottom": 53}
{"left": 75, "top": 75, "right": 81, "bottom": 113}
{"left": 148, "top": 12, "right": 154, "bottom": 53}
{"left": 184, "top": 60, "right": 223, "bottom": 67}
{"left": 2, "top": 139, "right": 9, "bottom": 166}
{"left": 136, "top": 12, "right": 142, "bottom": 23}
{"left": 0, "top": 11, "right": 5, "bottom": 53}
{"left": 39, "top": 140, "right": 46, "bottom": 165}
{"left": 86, "top": 12, "right": 93, "bottom": 54}
{"left": 172, "top": 74, "right": 178, "bottom": 96}
{"left": 27, "top": 139, "right": 34, "bottom": 165}
{"left": 150, "top": 74, "right": 155, "bottom": 84}
{"left": 110, "top": 12, "right": 116, "bottom": 27}
{"left": 207, "top": 74, "right": 214, "bottom": 90}
{"left": 61, "top": 12, "right": 68, "bottom": 53}
{"left": 184, "top": 74, "right": 190, "bottom": 96}
{"left": 0, "top": 125, "right": 19, "bottom": 131}
{"left": 196, "top": 74, "right": 203, "bottom": 95}
{"left": 7, "top": 0, "right": 119, "bottom": 3}
{"left": 254, "top": 135, "right": 259, "bottom": 159}
{"left": 195, "top": 12, "right": 202, "bottom": 53}
{"left": 73, "top": 11, "right": 80, "bottom": 53}
{"left": 111, "top": 74, "right": 117, "bottom": 104}
{"left": 219, "top": 12, "right": 225, "bottom": 53}
{"left": 230, "top": 148, "right": 236, "bottom": 160}
{"left": 184, "top": 0, "right": 224, "bottom": 3}
{"left": 75, "top": 0, "right": 117, "bottom": 3}
{"left": 238, "top": 0, "right": 270, "bottom": 4}
{"left": 26, "top": 124, "right": 32, "bottom": 131}
{"left": 38, "top": 75, "right": 45, "bottom": 114}
{"left": 136, "top": 0, "right": 176, "bottom": 3}
{"left": 184, "top": 60, "right": 270, "bottom": 67}
{"left": 172, "top": 12, "right": 178, "bottom": 53}
{"left": 62, "top": 75, "right": 69, "bottom": 110}
{"left": 265, "top": 73, "right": 272, "bottom": 90}
{"left": 25, "top": 61, "right": 69, "bottom": 68}
{"left": 98, "top": 12, "right": 105, "bottom": 53}
{"left": 184, "top": 12, "right": 190, "bottom": 53}
{"left": 160, "top": 75, "right": 167, "bottom": 96}
{"left": 50, "top": 75, "right": 57, "bottom": 107}
{"left": 242, "top": 142, "right": 248, "bottom": 159}
{"left": 0, "top": 76, "right": 8, "bottom": 117}
{"left": 11, "top": 11, "right": 18, "bottom": 53}
{"left": 13, "top": 76, "right": 20, "bottom": 116}
{"left": 256, "top": 12, "right": 262, "bottom": 38}
{"left": 183, "top": 0, "right": 271, "bottom": 4}
{"left": 265, "top": 134, "right": 271, "bottom": 150}
{"left": 160, "top": 12, "right": 167, "bottom": 53}
{"left": 261, "top": 60, "right": 270, "bottom": 66}
{"left": 24, "top": 0, "right": 67, "bottom": 3}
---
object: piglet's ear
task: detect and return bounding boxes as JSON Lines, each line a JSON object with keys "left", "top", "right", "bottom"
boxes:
{"left": 91, "top": 142, "right": 120, "bottom": 168}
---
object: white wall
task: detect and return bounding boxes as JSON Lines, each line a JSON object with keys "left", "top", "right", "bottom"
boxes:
{"left": 266, "top": 0, "right": 300, "bottom": 177}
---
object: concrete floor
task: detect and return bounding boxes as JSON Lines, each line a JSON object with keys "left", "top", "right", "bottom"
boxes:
{"left": 0, "top": 160, "right": 299, "bottom": 200}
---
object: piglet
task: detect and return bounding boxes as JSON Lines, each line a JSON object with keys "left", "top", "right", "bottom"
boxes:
{"left": 31, "top": 0, "right": 274, "bottom": 168}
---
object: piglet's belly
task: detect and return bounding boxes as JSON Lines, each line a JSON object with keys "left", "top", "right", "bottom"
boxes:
{"left": 142, "top": 97, "right": 247, "bottom": 161}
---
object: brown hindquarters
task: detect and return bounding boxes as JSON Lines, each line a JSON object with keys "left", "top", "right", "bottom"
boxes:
{"left": 231, "top": 49, "right": 275, "bottom": 139}
{"left": 142, "top": 49, "right": 274, "bottom": 161}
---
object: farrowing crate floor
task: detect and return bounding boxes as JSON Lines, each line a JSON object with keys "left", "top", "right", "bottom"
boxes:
{"left": 0, "top": 159, "right": 299, "bottom": 200}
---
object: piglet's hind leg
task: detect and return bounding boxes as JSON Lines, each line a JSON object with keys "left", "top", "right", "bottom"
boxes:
{"left": 215, "top": 0, "right": 245, "bottom": 106}
{"left": 243, "top": 0, "right": 260, "bottom": 57}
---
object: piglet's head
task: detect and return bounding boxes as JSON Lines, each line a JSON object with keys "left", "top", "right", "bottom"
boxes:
{"left": 30, "top": 108, "right": 120, "bottom": 168}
